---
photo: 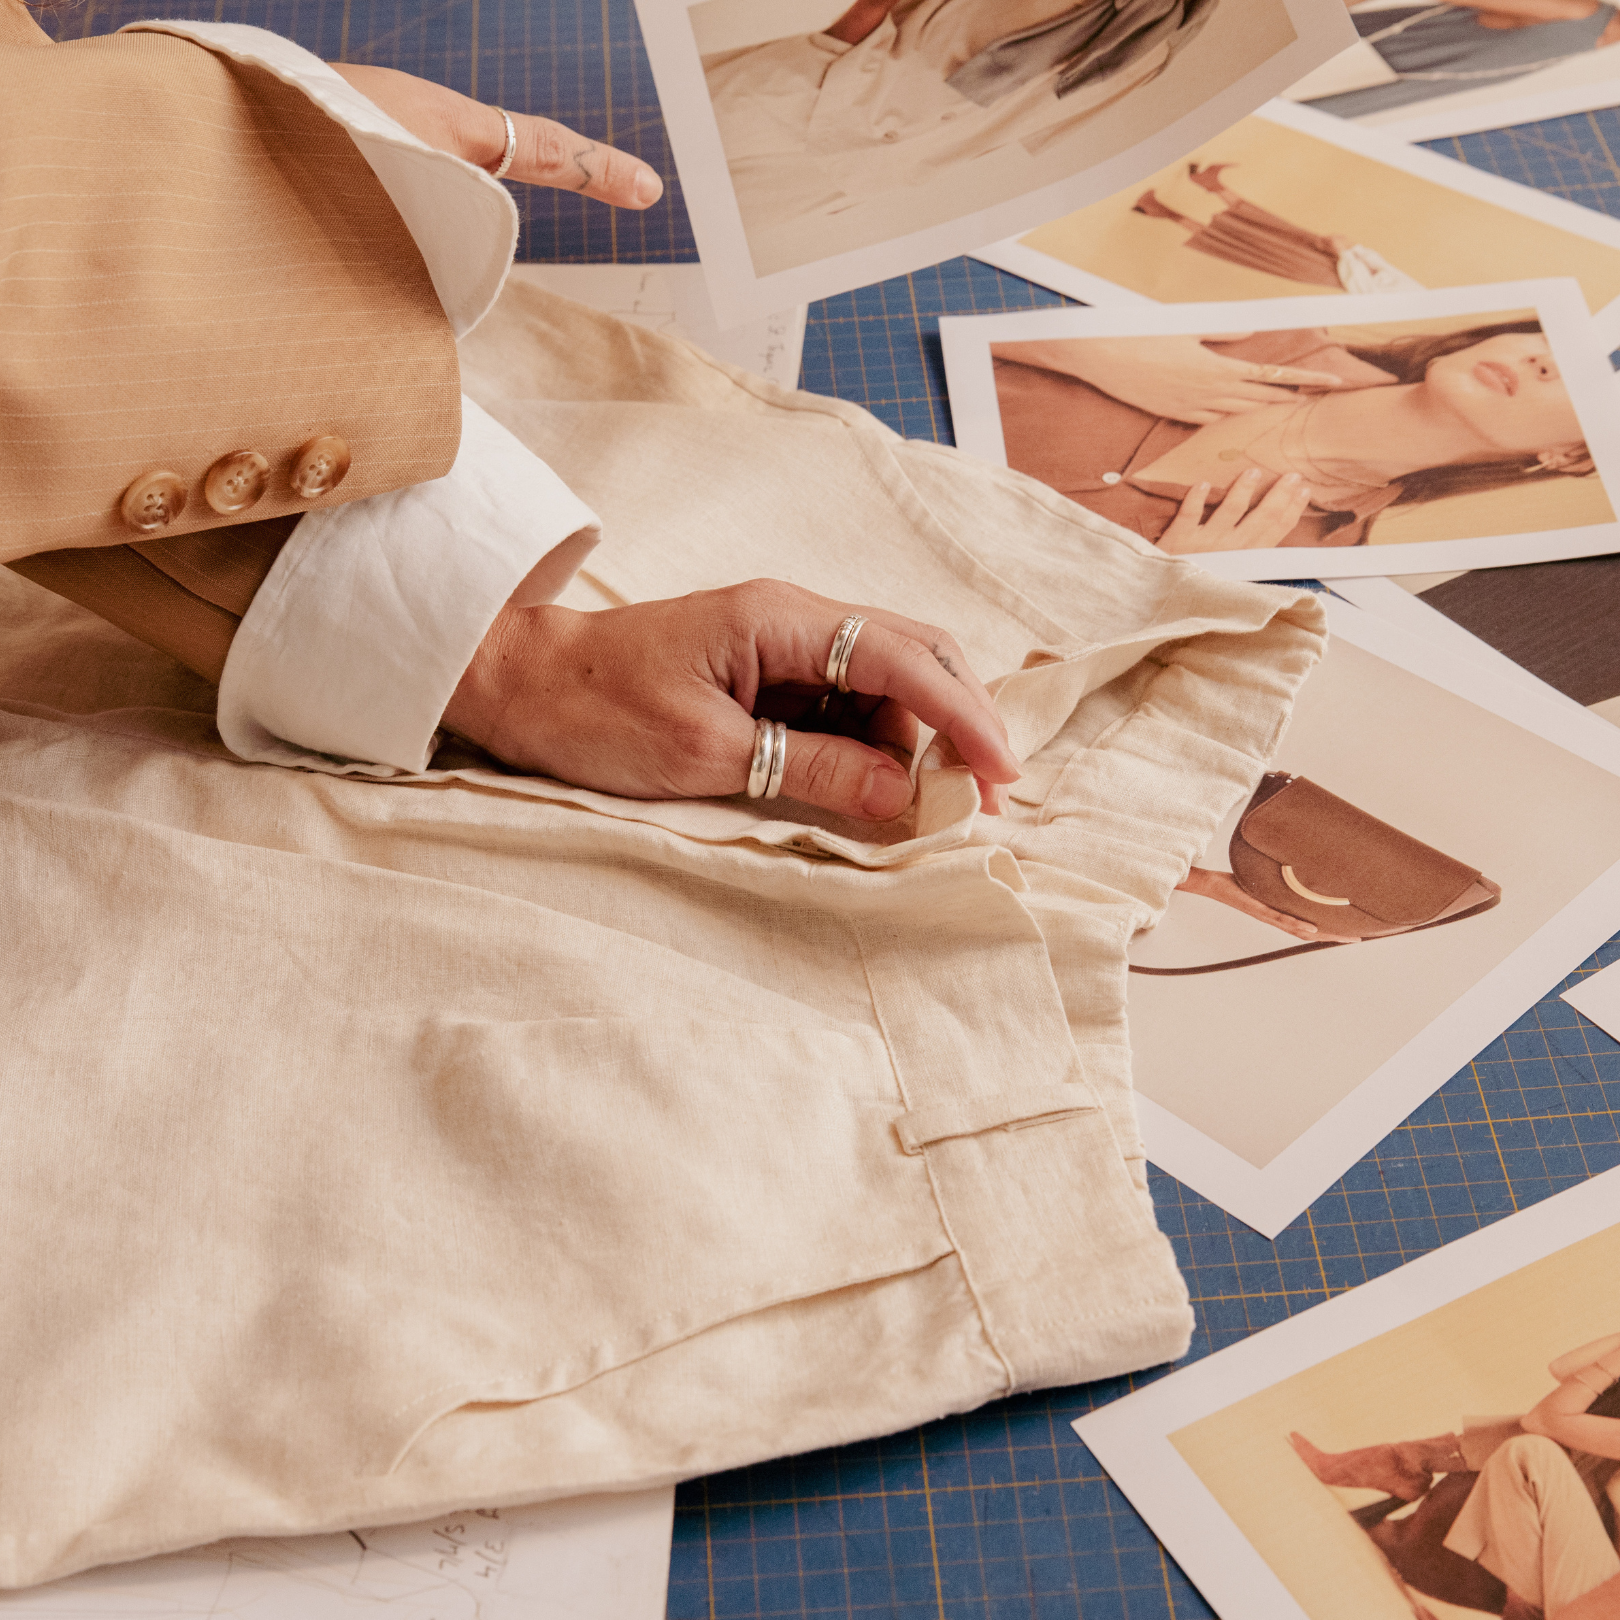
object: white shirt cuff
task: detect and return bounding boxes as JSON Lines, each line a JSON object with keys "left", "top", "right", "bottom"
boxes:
{"left": 217, "top": 398, "right": 601, "bottom": 776}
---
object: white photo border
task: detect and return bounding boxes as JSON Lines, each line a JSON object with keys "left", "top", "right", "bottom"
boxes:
{"left": 1329, "top": 575, "right": 1589, "bottom": 711}
{"left": 939, "top": 277, "right": 1620, "bottom": 582}
{"left": 1073, "top": 1166, "right": 1620, "bottom": 1620}
{"left": 633, "top": 0, "right": 1357, "bottom": 326}
{"left": 972, "top": 101, "right": 1620, "bottom": 352}
{"left": 1129, "top": 598, "right": 1620, "bottom": 1237}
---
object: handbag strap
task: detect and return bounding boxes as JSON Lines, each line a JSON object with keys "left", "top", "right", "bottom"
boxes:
{"left": 1129, "top": 889, "right": 1501, "bottom": 976}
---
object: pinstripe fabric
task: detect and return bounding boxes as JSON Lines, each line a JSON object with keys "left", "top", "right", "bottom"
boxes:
{"left": 9, "top": 516, "right": 297, "bottom": 682}
{"left": 0, "top": 10, "right": 462, "bottom": 567}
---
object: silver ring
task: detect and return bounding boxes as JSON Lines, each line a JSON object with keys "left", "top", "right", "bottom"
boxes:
{"left": 825, "top": 614, "right": 866, "bottom": 695}
{"left": 765, "top": 720, "right": 787, "bottom": 800}
{"left": 489, "top": 108, "right": 518, "bottom": 180}
{"left": 747, "top": 717, "right": 787, "bottom": 801}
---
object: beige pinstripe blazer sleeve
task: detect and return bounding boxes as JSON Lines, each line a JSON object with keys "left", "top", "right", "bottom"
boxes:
{"left": 1, "top": 0, "right": 462, "bottom": 680}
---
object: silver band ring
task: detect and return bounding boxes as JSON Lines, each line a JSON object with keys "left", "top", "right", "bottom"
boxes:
{"left": 825, "top": 614, "right": 866, "bottom": 695}
{"left": 747, "top": 716, "right": 787, "bottom": 801}
{"left": 489, "top": 108, "right": 518, "bottom": 180}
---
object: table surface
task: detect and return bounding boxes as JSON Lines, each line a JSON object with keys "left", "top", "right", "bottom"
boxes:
{"left": 41, "top": 2, "right": 1620, "bottom": 1614}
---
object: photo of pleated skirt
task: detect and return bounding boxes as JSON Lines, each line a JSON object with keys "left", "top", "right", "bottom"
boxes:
{"left": 1177, "top": 197, "right": 1343, "bottom": 287}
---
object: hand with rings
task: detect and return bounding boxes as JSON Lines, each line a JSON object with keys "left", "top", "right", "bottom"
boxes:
{"left": 328, "top": 65, "right": 664, "bottom": 210}
{"left": 443, "top": 580, "right": 1021, "bottom": 821}
{"left": 994, "top": 334, "right": 1345, "bottom": 426}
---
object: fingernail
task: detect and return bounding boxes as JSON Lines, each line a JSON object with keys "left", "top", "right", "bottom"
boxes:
{"left": 1281, "top": 472, "right": 1301, "bottom": 485}
{"left": 862, "top": 764, "right": 913, "bottom": 820}
{"left": 634, "top": 168, "right": 664, "bottom": 206}
{"left": 1243, "top": 467, "right": 1261, "bottom": 479}
{"left": 996, "top": 783, "right": 1012, "bottom": 815}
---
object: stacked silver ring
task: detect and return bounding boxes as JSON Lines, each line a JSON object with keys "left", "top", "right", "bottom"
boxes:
{"left": 490, "top": 109, "right": 518, "bottom": 180}
{"left": 825, "top": 614, "right": 866, "bottom": 694}
{"left": 747, "top": 716, "right": 787, "bottom": 800}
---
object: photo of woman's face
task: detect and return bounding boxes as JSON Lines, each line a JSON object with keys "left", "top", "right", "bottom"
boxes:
{"left": 1425, "top": 332, "right": 1584, "bottom": 456}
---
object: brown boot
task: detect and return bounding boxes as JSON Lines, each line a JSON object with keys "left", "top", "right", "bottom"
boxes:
{"left": 1289, "top": 1431, "right": 1434, "bottom": 1502}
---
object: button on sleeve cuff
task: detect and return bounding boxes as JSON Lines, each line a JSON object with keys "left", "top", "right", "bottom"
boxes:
{"left": 216, "top": 397, "right": 601, "bottom": 776}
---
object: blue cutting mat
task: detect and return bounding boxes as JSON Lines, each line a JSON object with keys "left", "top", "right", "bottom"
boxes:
{"left": 43, "top": 2, "right": 1620, "bottom": 1613}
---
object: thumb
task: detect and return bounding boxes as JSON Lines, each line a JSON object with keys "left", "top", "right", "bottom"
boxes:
{"left": 778, "top": 729, "right": 916, "bottom": 821}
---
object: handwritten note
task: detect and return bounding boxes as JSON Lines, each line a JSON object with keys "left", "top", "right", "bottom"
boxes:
{"left": 508, "top": 263, "right": 807, "bottom": 389}
{"left": 0, "top": 1489, "right": 673, "bottom": 1619}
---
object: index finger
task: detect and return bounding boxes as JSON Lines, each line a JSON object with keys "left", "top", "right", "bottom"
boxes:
{"left": 510, "top": 114, "right": 663, "bottom": 208}
{"left": 1238, "top": 362, "right": 1344, "bottom": 389}
{"left": 840, "top": 618, "right": 1020, "bottom": 785}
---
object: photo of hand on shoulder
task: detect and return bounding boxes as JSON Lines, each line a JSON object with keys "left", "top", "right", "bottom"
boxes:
{"left": 0, "top": 1, "right": 1019, "bottom": 824}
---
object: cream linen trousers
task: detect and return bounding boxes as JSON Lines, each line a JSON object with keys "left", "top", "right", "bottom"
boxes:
{"left": 0, "top": 280, "right": 1324, "bottom": 1587}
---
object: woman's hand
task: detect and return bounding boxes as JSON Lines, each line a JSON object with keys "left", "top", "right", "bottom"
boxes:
{"left": 1177, "top": 866, "right": 1360, "bottom": 943}
{"left": 330, "top": 65, "right": 663, "bottom": 209}
{"left": 825, "top": 0, "right": 903, "bottom": 44}
{"left": 1157, "top": 469, "right": 1313, "bottom": 554}
{"left": 1004, "top": 336, "right": 1343, "bottom": 424}
{"left": 442, "top": 581, "right": 1022, "bottom": 821}
{"left": 1523, "top": 1337, "right": 1620, "bottom": 1459}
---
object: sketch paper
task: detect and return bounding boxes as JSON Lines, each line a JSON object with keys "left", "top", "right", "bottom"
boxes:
{"left": 1562, "top": 956, "right": 1620, "bottom": 1042}
{"left": 1123, "top": 598, "right": 1620, "bottom": 1237}
{"left": 973, "top": 101, "right": 1620, "bottom": 350}
{"left": 1073, "top": 1166, "right": 1620, "bottom": 1620}
{"left": 633, "top": 0, "right": 1356, "bottom": 325}
{"left": 1333, "top": 569, "right": 1620, "bottom": 729}
{"left": 940, "top": 279, "right": 1620, "bottom": 581}
{"left": 1281, "top": 0, "right": 1620, "bottom": 142}
{"left": 0, "top": 1491, "right": 675, "bottom": 1619}
{"left": 507, "top": 263, "right": 807, "bottom": 388}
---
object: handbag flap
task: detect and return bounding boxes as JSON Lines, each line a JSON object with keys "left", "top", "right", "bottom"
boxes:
{"left": 1236, "top": 778, "right": 1480, "bottom": 927}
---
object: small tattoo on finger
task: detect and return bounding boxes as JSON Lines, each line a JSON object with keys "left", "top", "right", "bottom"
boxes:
{"left": 932, "top": 643, "right": 959, "bottom": 679}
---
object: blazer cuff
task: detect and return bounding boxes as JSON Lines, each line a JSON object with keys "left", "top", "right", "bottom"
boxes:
{"left": 217, "top": 398, "right": 601, "bottom": 776}
{"left": 121, "top": 18, "right": 518, "bottom": 338}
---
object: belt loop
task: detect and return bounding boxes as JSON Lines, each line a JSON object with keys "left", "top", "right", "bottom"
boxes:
{"left": 893, "top": 1085, "right": 1097, "bottom": 1155}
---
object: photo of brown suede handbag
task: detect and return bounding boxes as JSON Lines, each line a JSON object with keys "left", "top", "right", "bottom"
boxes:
{"left": 1132, "top": 773, "right": 1503, "bottom": 975}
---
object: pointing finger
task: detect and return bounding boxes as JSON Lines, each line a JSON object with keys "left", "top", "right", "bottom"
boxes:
{"left": 837, "top": 619, "right": 1020, "bottom": 786}
{"left": 509, "top": 113, "right": 663, "bottom": 208}
{"left": 1241, "top": 363, "right": 1343, "bottom": 390}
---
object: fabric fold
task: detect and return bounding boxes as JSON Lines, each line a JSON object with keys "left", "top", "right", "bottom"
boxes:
{"left": 0, "top": 273, "right": 1325, "bottom": 1587}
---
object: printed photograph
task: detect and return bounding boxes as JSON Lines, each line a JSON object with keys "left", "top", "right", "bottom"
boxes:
{"left": 1333, "top": 566, "right": 1620, "bottom": 734}
{"left": 1283, "top": 0, "right": 1620, "bottom": 139}
{"left": 694, "top": 0, "right": 1294, "bottom": 276}
{"left": 637, "top": 0, "right": 1357, "bottom": 318}
{"left": 1170, "top": 1223, "right": 1620, "bottom": 1620}
{"left": 975, "top": 105, "right": 1620, "bottom": 347}
{"left": 1121, "top": 599, "right": 1620, "bottom": 1233}
{"left": 941, "top": 284, "right": 1620, "bottom": 581}
{"left": 1398, "top": 562, "right": 1620, "bottom": 729}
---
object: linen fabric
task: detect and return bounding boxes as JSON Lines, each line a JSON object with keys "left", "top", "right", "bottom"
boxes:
{"left": 0, "top": 277, "right": 1325, "bottom": 1588}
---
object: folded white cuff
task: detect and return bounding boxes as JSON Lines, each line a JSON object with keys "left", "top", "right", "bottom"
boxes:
{"left": 217, "top": 398, "right": 601, "bottom": 776}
